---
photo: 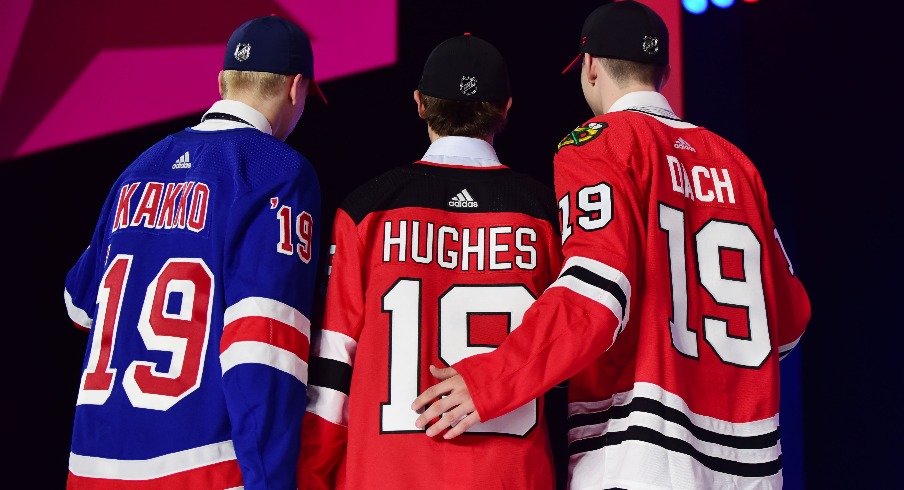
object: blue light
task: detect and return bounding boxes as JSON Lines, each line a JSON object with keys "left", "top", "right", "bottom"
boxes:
{"left": 682, "top": 0, "right": 709, "bottom": 15}
{"left": 712, "top": 0, "right": 736, "bottom": 8}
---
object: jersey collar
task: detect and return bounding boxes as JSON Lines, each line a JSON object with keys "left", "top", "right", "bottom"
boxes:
{"left": 607, "top": 91, "right": 679, "bottom": 120}
{"left": 193, "top": 99, "right": 273, "bottom": 135}
{"left": 421, "top": 136, "right": 503, "bottom": 168}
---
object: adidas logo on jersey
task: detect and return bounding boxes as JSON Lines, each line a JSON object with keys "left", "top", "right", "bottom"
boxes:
{"left": 449, "top": 189, "right": 478, "bottom": 208}
{"left": 674, "top": 137, "right": 696, "bottom": 152}
{"left": 172, "top": 151, "right": 191, "bottom": 169}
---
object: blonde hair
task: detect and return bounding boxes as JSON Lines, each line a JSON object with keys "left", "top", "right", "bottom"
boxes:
{"left": 220, "top": 70, "right": 292, "bottom": 99}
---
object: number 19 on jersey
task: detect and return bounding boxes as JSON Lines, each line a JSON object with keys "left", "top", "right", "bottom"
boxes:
{"left": 380, "top": 280, "right": 538, "bottom": 437}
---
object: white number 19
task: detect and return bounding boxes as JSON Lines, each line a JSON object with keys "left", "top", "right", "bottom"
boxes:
{"left": 380, "top": 280, "right": 538, "bottom": 436}
{"left": 659, "top": 204, "right": 771, "bottom": 368}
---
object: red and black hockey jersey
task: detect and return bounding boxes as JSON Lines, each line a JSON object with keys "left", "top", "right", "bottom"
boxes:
{"left": 454, "top": 92, "right": 811, "bottom": 489}
{"left": 299, "top": 154, "right": 562, "bottom": 489}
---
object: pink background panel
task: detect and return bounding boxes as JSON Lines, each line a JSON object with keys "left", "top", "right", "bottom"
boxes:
{"left": 3, "top": 0, "right": 397, "bottom": 159}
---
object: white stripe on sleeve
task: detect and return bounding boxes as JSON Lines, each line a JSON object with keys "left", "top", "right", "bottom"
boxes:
{"left": 64, "top": 288, "right": 93, "bottom": 330}
{"left": 306, "top": 385, "right": 349, "bottom": 426}
{"left": 313, "top": 329, "right": 357, "bottom": 365}
{"left": 220, "top": 341, "right": 308, "bottom": 384}
{"left": 224, "top": 297, "right": 310, "bottom": 338}
{"left": 69, "top": 441, "right": 236, "bottom": 480}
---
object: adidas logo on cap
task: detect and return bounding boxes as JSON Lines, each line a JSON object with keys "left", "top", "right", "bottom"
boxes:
{"left": 449, "top": 188, "right": 478, "bottom": 208}
{"left": 172, "top": 151, "right": 191, "bottom": 169}
{"left": 674, "top": 137, "right": 696, "bottom": 152}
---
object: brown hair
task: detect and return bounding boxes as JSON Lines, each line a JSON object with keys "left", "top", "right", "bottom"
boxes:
{"left": 421, "top": 95, "right": 508, "bottom": 139}
{"left": 221, "top": 70, "right": 292, "bottom": 99}
{"left": 598, "top": 58, "right": 667, "bottom": 91}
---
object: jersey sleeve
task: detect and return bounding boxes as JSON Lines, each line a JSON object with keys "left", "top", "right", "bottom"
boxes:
{"left": 454, "top": 122, "right": 643, "bottom": 421}
{"left": 64, "top": 186, "right": 118, "bottom": 332}
{"left": 220, "top": 162, "right": 321, "bottom": 490}
{"left": 298, "top": 208, "right": 363, "bottom": 490}
{"left": 760, "top": 189, "right": 811, "bottom": 360}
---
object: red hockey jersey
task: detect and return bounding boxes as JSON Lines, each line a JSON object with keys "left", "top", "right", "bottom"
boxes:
{"left": 454, "top": 92, "right": 811, "bottom": 489}
{"left": 299, "top": 143, "right": 563, "bottom": 489}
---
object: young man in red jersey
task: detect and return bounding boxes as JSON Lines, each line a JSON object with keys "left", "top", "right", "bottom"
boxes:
{"left": 414, "top": 2, "right": 811, "bottom": 488}
{"left": 298, "top": 34, "right": 562, "bottom": 488}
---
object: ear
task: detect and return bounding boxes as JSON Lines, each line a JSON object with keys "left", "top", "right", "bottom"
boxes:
{"left": 502, "top": 97, "right": 513, "bottom": 117}
{"left": 582, "top": 53, "right": 598, "bottom": 85}
{"left": 413, "top": 89, "right": 427, "bottom": 119}
{"left": 217, "top": 70, "right": 226, "bottom": 98}
{"left": 289, "top": 74, "right": 306, "bottom": 105}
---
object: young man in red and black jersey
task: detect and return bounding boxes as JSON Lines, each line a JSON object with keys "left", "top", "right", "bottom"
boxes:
{"left": 414, "top": 2, "right": 811, "bottom": 488}
{"left": 298, "top": 34, "right": 562, "bottom": 488}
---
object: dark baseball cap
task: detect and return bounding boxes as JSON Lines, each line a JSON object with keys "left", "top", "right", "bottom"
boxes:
{"left": 418, "top": 34, "right": 511, "bottom": 103}
{"left": 224, "top": 15, "right": 326, "bottom": 103}
{"left": 562, "top": 0, "right": 669, "bottom": 74}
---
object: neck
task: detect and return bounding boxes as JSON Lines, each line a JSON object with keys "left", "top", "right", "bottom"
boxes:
{"left": 224, "top": 95, "right": 284, "bottom": 136}
{"left": 601, "top": 83, "right": 658, "bottom": 114}
{"left": 427, "top": 127, "right": 494, "bottom": 144}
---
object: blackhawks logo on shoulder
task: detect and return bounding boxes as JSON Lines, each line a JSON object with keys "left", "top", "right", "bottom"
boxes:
{"left": 557, "top": 122, "right": 608, "bottom": 151}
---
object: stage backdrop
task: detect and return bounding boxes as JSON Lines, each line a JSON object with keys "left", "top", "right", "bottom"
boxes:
{"left": 1, "top": 1, "right": 821, "bottom": 489}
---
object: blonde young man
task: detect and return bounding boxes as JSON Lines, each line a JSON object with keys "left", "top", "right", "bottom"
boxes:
{"left": 64, "top": 16, "right": 323, "bottom": 489}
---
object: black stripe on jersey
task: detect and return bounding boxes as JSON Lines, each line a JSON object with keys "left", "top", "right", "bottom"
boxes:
{"left": 567, "top": 397, "right": 779, "bottom": 450}
{"left": 625, "top": 108, "right": 684, "bottom": 122}
{"left": 201, "top": 112, "right": 253, "bottom": 126}
{"left": 308, "top": 357, "right": 352, "bottom": 395}
{"left": 568, "top": 425, "right": 782, "bottom": 478}
{"left": 560, "top": 265, "right": 628, "bottom": 317}
{"left": 340, "top": 165, "right": 558, "bottom": 228}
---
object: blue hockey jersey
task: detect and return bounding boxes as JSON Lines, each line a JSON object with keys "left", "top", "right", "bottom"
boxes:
{"left": 63, "top": 102, "right": 320, "bottom": 489}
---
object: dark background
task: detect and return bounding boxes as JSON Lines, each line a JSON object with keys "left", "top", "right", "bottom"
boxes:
{"left": 2, "top": 1, "right": 900, "bottom": 488}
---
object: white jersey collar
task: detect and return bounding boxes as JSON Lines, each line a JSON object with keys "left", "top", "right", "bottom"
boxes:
{"left": 421, "top": 136, "right": 502, "bottom": 167}
{"left": 607, "top": 91, "right": 679, "bottom": 120}
{"left": 192, "top": 99, "right": 273, "bottom": 135}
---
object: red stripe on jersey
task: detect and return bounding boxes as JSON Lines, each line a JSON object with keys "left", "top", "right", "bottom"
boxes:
{"left": 67, "top": 459, "right": 242, "bottom": 489}
{"left": 221, "top": 316, "right": 311, "bottom": 363}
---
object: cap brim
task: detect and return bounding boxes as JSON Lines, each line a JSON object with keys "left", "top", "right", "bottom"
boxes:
{"left": 310, "top": 79, "right": 328, "bottom": 104}
{"left": 561, "top": 53, "right": 582, "bottom": 75}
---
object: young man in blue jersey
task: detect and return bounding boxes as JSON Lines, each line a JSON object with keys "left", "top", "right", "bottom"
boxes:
{"left": 63, "top": 16, "right": 324, "bottom": 489}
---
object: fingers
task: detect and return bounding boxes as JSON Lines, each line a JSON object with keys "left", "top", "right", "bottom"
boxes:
{"left": 443, "top": 411, "right": 481, "bottom": 439}
{"left": 410, "top": 378, "right": 454, "bottom": 413}
{"left": 424, "top": 401, "right": 470, "bottom": 437}
{"left": 414, "top": 391, "right": 461, "bottom": 429}
{"left": 429, "top": 365, "right": 459, "bottom": 380}
{"left": 422, "top": 407, "right": 456, "bottom": 437}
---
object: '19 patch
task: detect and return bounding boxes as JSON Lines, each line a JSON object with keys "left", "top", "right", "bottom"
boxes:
{"left": 557, "top": 122, "right": 608, "bottom": 151}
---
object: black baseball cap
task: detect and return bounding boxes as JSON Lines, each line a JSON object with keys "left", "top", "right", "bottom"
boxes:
{"left": 224, "top": 15, "right": 326, "bottom": 103}
{"left": 562, "top": 0, "right": 669, "bottom": 74}
{"left": 418, "top": 34, "right": 511, "bottom": 103}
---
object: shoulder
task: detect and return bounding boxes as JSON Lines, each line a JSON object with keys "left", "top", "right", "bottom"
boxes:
{"left": 555, "top": 113, "right": 640, "bottom": 157}
{"left": 503, "top": 170, "right": 555, "bottom": 201}
{"left": 225, "top": 131, "right": 318, "bottom": 191}
{"left": 340, "top": 166, "right": 416, "bottom": 224}
{"left": 498, "top": 169, "right": 558, "bottom": 225}
{"left": 121, "top": 134, "right": 178, "bottom": 175}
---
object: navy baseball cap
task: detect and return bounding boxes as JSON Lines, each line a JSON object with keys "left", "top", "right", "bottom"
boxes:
{"left": 224, "top": 15, "right": 326, "bottom": 103}
{"left": 418, "top": 34, "right": 511, "bottom": 103}
{"left": 562, "top": 0, "right": 669, "bottom": 74}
